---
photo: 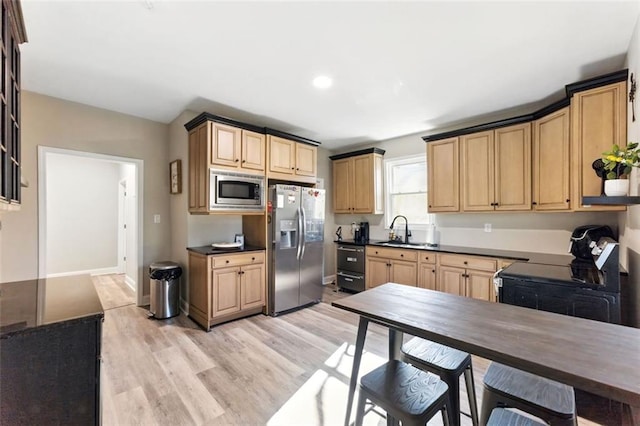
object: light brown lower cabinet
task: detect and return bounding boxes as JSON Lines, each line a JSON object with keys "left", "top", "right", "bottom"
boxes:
{"left": 437, "top": 254, "right": 497, "bottom": 302}
{"left": 418, "top": 252, "right": 437, "bottom": 290}
{"left": 189, "top": 250, "right": 265, "bottom": 331}
{"left": 365, "top": 247, "right": 418, "bottom": 289}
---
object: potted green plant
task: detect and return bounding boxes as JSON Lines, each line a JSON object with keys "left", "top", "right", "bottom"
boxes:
{"left": 602, "top": 142, "right": 639, "bottom": 196}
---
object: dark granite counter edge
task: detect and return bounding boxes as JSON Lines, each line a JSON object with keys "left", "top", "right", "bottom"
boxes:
{"left": 187, "top": 245, "right": 266, "bottom": 256}
{"left": 1, "top": 313, "right": 104, "bottom": 340}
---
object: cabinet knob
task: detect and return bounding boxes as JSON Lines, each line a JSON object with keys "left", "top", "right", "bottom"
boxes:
{"left": 400, "top": 254, "right": 404, "bottom": 257}
{"left": 432, "top": 269, "right": 435, "bottom": 273}
{"left": 375, "top": 251, "right": 378, "bottom": 254}
{"left": 464, "top": 261, "right": 468, "bottom": 265}
{"left": 252, "top": 257, "right": 255, "bottom": 261}
{"left": 226, "top": 260, "right": 230, "bottom": 264}
{"left": 291, "top": 167, "right": 295, "bottom": 170}
{"left": 296, "top": 167, "right": 299, "bottom": 170}
{"left": 242, "top": 160, "right": 246, "bottom": 163}
{"left": 532, "top": 201, "right": 537, "bottom": 205}
{"left": 566, "top": 199, "right": 570, "bottom": 203}
{"left": 235, "top": 159, "right": 239, "bottom": 162}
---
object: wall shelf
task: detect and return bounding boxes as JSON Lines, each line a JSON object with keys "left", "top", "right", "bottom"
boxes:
{"left": 582, "top": 196, "right": 640, "bottom": 205}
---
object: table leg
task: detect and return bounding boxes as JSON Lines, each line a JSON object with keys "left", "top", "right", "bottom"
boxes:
{"left": 388, "top": 328, "right": 403, "bottom": 360}
{"left": 345, "top": 316, "right": 369, "bottom": 426}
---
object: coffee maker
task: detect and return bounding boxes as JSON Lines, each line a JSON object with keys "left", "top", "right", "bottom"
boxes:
{"left": 354, "top": 221, "right": 369, "bottom": 243}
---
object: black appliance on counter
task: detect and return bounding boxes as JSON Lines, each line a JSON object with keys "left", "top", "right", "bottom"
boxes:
{"left": 568, "top": 225, "right": 614, "bottom": 260}
{"left": 498, "top": 235, "right": 621, "bottom": 324}
{"left": 354, "top": 222, "right": 370, "bottom": 244}
{"left": 336, "top": 244, "right": 365, "bottom": 292}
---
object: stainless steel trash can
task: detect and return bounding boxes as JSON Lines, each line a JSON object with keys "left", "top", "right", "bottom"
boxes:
{"left": 149, "top": 261, "right": 182, "bottom": 319}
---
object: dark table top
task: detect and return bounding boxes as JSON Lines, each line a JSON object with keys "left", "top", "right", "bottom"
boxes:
{"left": 332, "top": 283, "right": 640, "bottom": 407}
{"left": 0, "top": 275, "right": 104, "bottom": 338}
{"left": 187, "top": 244, "right": 265, "bottom": 256}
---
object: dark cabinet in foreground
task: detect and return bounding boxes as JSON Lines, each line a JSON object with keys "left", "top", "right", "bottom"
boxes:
{"left": 0, "top": 275, "right": 104, "bottom": 425}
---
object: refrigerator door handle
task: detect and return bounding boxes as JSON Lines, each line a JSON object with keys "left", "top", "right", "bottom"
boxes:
{"left": 300, "top": 206, "right": 307, "bottom": 260}
{"left": 296, "top": 207, "right": 303, "bottom": 260}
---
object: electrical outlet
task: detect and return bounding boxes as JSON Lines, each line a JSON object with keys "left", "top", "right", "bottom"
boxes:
{"left": 153, "top": 214, "right": 161, "bottom": 224}
{"left": 484, "top": 223, "right": 492, "bottom": 233}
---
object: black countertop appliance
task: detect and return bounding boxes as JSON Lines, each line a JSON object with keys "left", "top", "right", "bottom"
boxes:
{"left": 498, "top": 236, "right": 621, "bottom": 324}
{"left": 568, "top": 225, "right": 614, "bottom": 260}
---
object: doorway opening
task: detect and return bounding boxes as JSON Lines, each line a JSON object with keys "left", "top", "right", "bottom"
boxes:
{"left": 37, "top": 147, "right": 145, "bottom": 306}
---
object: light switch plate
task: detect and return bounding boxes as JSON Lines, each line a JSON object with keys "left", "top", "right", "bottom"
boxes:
{"left": 153, "top": 214, "right": 161, "bottom": 224}
{"left": 484, "top": 223, "right": 492, "bottom": 233}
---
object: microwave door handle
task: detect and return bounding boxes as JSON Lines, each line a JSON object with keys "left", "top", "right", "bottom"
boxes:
{"left": 300, "top": 206, "right": 306, "bottom": 260}
{"left": 296, "top": 207, "right": 303, "bottom": 260}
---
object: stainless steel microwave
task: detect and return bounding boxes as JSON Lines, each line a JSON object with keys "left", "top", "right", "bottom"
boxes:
{"left": 210, "top": 169, "right": 265, "bottom": 210}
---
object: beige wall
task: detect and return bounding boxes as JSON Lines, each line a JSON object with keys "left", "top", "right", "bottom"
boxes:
{"left": 0, "top": 92, "right": 170, "bottom": 297}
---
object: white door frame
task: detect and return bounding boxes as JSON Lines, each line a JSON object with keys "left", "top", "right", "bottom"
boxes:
{"left": 117, "top": 179, "right": 127, "bottom": 274}
{"left": 37, "top": 146, "right": 145, "bottom": 306}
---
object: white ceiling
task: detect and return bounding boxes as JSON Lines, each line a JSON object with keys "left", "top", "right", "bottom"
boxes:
{"left": 21, "top": 1, "right": 640, "bottom": 150}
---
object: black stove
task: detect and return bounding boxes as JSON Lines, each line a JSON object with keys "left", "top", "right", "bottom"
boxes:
{"left": 498, "top": 256, "right": 621, "bottom": 324}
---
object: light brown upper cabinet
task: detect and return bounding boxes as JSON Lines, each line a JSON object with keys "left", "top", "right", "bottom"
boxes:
{"left": 210, "top": 123, "right": 265, "bottom": 174}
{"left": 188, "top": 122, "right": 210, "bottom": 213}
{"left": 427, "top": 138, "right": 459, "bottom": 212}
{"left": 330, "top": 149, "right": 385, "bottom": 214}
{"left": 268, "top": 135, "right": 317, "bottom": 184}
{"left": 532, "top": 107, "right": 571, "bottom": 211}
{"left": 461, "top": 123, "right": 531, "bottom": 212}
{"left": 571, "top": 81, "right": 627, "bottom": 211}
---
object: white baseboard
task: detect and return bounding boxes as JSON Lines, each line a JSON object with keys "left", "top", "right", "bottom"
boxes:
{"left": 47, "top": 267, "right": 119, "bottom": 278}
{"left": 323, "top": 274, "right": 336, "bottom": 285}
{"left": 124, "top": 275, "right": 136, "bottom": 292}
{"left": 141, "top": 294, "right": 150, "bottom": 305}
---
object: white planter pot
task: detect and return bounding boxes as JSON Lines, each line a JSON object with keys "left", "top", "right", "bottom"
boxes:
{"left": 604, "top": 179, "right": 629, "bottom": 196}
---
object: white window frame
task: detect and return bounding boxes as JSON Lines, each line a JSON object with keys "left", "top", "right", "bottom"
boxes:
{"left": 384, "top": 154, "right": 433, "bottom": 229}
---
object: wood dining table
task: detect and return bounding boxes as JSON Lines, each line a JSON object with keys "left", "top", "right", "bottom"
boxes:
{"left": 332, "top": 283, "right": 640, "bottom": 426}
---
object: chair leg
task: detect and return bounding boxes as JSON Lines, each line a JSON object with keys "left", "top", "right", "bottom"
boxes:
{"left": 479, "top": 387, "right": 500, "bottom": 426}
{"left": 355, "top": 390, "right": 367, "bottom": 426}
{"left": 444, "top": 371, "right": 460, "bottom": 426}
{"left": 464, "top": 364, "right": 479, "bottom": 426}
{"left": 441, "top": 405, "right": 450, "bottom": 426}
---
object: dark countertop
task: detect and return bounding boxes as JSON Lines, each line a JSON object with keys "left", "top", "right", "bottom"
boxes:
{"left": 187, "top": 244, "right": 266, "bottom": 256}
{"left": 0, "top": 275, "right": 104, "bottom": 338}
{"left": 335, "top": 239, "right": 581, "bottom": 267}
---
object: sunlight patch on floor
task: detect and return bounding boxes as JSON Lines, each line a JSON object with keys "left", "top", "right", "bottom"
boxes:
{"left": 267, "top": 342, "right": 388, "bottom": 426}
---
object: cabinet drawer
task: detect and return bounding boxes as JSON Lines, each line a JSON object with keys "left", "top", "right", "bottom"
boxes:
{"left": 212, "top": 252, "right": 265, "bottom": 268}
{"left": 438, "top": 254, "right": 496, "bottom": 272}
{"left": 367, "top": 247, "right": 417, "bottom": 262}
{"left": 418, "top": 252, "right": 436, "bottom": 265}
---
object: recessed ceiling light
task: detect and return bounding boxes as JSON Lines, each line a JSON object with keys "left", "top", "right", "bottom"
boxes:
{"left": 312, "top": 76, "right": 333, "bottom": 89}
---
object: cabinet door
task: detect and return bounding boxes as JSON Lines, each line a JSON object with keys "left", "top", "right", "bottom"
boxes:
{"left": 211, "top": 123, "right": 242, "bottom": 168}
{"left": 211, "top": 267, "right": 241, "bottom": 317}
{"left": 366, "top": 257, "right": 390, "bottom": 289}
{"left": 437, "top": 265, "right": 465, "bottom": 296}
{"left": 352, "top": 155, "right": 374, "bottom": 213}
{"left": 494, "top": 123, "right": 531, "bottom": 211}
{"left": 390, "top": 260, "right": 418, "bottom": 286}
{"left": 269, "top": 136, "right": 295, "bottom": 174}
{"left": 418, "top": 264, "right": 437, "bottom": 291}
{"left": 461, "top": 131, "right": 494, "bottom": 211}
{"left": 295, "top": 144, "right": 317, "bottom": 177}
{"left": 466, "top": 269, "right": 496, "bottom": 302}
{"left": 189, "top": 124, "right": 209, "bottom": 212}
{"left": 533, "top": 107, "right": 570, "bottom": 210}
{"left": 333, "top": 158, "right": 352, "bottom": 213}
{"left": 240, "top": 263, "right": 265, "bottom": 310}
{"left": 241, "top": 130, "right": 266, "bottom": 172}
{"left": 571, "top": 81, "right": 627, "bottom": 211}
{"left": 427, "top": 138, "right": 459, "bottom": 212}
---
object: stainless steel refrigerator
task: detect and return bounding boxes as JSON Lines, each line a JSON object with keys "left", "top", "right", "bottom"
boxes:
{"left": 268, "top": 184, "right": 325, "bottom": 315}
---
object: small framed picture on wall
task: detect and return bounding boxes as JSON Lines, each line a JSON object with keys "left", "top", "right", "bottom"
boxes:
{"left": 170, "top": 159, "right": 182, "bottom": 194}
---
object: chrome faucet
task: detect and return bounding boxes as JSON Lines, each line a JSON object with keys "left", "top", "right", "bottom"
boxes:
{"left": 389, "top": 215, "right": 411, "bottom": 244}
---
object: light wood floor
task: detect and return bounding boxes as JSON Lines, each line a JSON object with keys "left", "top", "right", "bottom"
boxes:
{"left": 97, "top": 278, "right": 623, "bottom": 425}
{"left": 93, "top": 273, "right": 135, "bottom": 310}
